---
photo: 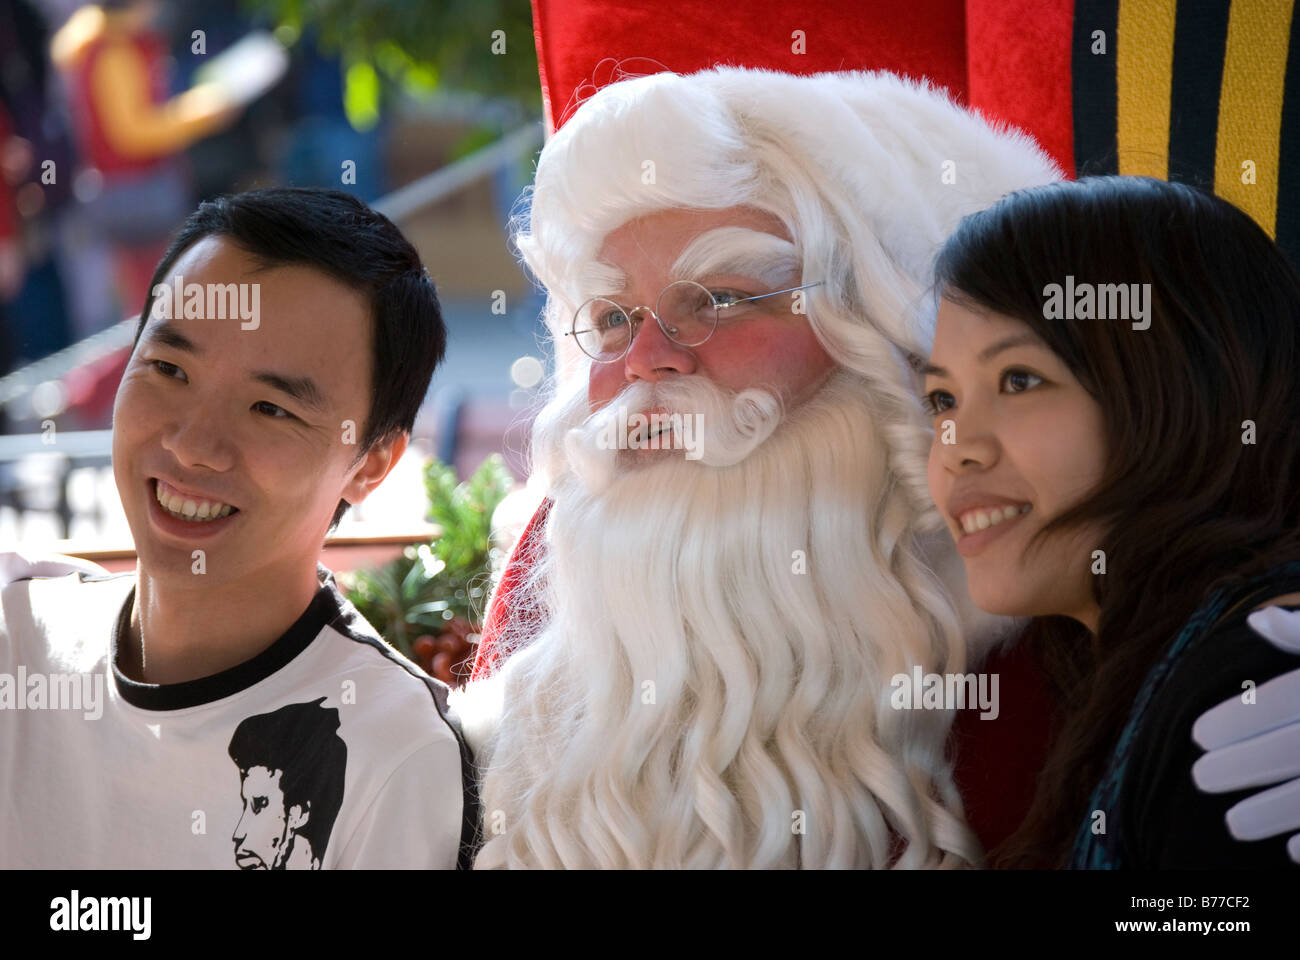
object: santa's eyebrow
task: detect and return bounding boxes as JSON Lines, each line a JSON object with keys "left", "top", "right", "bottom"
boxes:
{"left": 575, "top": 261, "right": 627, "bottom": 302}
{"left": 670, "top": 227, "right": 799, "bottom": 285}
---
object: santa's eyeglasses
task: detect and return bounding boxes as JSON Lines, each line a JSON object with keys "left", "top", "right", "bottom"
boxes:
{"left": 566, "top": 280, "right": 824, "bottom": 363}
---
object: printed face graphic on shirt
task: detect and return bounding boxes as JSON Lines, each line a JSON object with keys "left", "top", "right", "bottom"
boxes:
{"left": 227, "top": 698, "right": 347, "bottom": 870}
{"left": 233, "top": 766, "right": 309, "bottom": 869}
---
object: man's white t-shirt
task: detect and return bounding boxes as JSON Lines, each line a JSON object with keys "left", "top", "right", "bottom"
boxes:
{"left": 0, "top": 556, "right": 479, "bottom": 869}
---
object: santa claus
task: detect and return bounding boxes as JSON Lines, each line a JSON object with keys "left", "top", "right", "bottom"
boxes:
{"left": 452, "top": 66, "right": 1061, "bottom": 868}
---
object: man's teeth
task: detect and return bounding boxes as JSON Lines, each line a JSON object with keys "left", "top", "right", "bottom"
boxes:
{"left": 959, "top": 503, "right": 1031, "bottom": 534}
{"left": 155, "top": 481, "right": 234, "bottom": 522}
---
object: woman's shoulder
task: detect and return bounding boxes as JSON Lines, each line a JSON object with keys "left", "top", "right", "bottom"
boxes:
{"left": 1120, "top": 589, "right": 1300, "bottom": 868}
{"left": 1146, "top": 593, "right": 1300, "bottom": 730}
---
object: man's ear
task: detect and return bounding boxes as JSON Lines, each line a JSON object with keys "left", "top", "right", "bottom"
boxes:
{"left": 340, "top": 431, "right": 409, "bottom": 510}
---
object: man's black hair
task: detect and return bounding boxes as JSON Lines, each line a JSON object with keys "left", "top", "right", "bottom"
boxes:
{"left": 134, "top": 187, "right": 446, "bottom": 529}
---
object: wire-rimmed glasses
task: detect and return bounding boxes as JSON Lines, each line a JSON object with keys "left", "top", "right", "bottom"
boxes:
{"left": 566, "top": 280, "right": 824, "bottom": 363}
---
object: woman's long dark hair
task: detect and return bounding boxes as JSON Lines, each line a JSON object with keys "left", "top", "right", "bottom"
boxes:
{"left": 933, "top": 176, "right": 1300, "bottom": 867}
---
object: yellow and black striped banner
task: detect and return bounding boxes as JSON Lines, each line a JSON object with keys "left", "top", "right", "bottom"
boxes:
{"left": 1072, "top": 0, "right": 1300, "bottom": 265}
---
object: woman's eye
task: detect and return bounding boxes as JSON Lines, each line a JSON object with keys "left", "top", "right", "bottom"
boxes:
{"left": 253, "top": 401, "right": 292, "bottom": 419}
{"left": 151, "top": 359, "right": 187, "bottom": 381}
{"left": 922, "top": 390, "right": 954, "bottom": 415}
{"left": 1003, "top": 369, "right": 1044, "bottom": 393}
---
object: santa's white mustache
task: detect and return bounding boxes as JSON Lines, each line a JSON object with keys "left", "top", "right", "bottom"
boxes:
{"left": 563, "top": 377, "right": 784, "bottom": 493}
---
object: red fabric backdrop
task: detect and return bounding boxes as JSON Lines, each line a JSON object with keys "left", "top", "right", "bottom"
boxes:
{"left": 531, "top": 0, "right": 1079, "bottom": 176}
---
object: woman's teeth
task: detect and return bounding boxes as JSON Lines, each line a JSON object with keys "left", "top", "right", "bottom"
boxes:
{"left": 959, "top": 503, "right": 1031, "bottom": 534}
{"left": 155, "top": 480, "right": 234, "bottom": 522}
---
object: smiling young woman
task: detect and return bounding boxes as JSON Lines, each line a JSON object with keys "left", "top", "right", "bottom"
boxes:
{"left": 924, "top": 176, "right": 1300, "bottom": 868}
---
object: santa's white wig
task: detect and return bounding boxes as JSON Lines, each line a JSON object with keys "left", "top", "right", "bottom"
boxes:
{"left": 461, "top": 67, "right": 1060, "bottom": 869}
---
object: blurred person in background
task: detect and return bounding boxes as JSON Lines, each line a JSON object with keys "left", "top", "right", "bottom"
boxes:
{"left": 0, "top": 100, "right": 22, "bottom": 377}
{"left": 44, "top": 0, "right": 249, "bottom": 430}
{"left": 50, "top": 0, "right": 243, "bottom": 318}
{"left": 0, "top": 0, "right": 77, "bottom": 382}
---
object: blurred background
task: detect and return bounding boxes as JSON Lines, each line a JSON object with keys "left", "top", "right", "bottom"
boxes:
{"left": 0, "top": 0, "right": 550, "bottom": 681}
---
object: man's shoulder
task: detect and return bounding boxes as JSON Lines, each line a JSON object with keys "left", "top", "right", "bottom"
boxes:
{"left": 4, "top": 559, "right": 134, "bottom": 609}
{"left": 0, "top": 551, "right": 115, "bottom": 589}
{"left": 310, "top": 577, "right": 479, "bottom": 863}
{"left": 312, "top": 575, "right": 466, "bottom": 745}
{"left": 0, "top": 554, "right": 131, "bottom": 671}
{"left": 1, "top": 552, "right": 133, "bottom": 656}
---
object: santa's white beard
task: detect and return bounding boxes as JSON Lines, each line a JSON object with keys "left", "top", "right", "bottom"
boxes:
{"left": 469, "top": 370, "right": 982, "bottom": 868}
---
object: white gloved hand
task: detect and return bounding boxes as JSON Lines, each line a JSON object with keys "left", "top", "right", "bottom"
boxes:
{"left": 1192, "top": 606, "right": 1300, "bottom": 863}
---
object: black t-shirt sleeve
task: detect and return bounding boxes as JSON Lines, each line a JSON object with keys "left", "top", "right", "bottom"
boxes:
{"left": 1121, "top": 606, "right": 1300, "bottom": 869}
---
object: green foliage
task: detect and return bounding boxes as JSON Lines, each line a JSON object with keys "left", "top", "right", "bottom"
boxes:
{"left": 252, "top": 0, "right": 542, "bottom": 114}
{"left": 339, "top": 454, "right": 514, "bottom": 656}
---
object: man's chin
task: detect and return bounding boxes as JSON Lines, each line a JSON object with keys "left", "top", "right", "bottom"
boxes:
{"left": 130, "top": 527, "right": 216, "bottom": 570}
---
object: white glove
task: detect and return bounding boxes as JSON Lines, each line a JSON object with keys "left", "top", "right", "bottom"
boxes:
{"left": 1191, "top": 605, "right": 1300, "bottom": 863}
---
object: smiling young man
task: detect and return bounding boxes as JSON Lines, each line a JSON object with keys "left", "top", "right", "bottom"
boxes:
{"left": 0, "top": 187, "right": 478, "bottom": 868}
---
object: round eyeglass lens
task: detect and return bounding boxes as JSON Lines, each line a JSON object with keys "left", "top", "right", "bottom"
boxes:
{"left": 656, "top": 280, "right": 718, "bottom": 347}
{"left": 573, "top": 298, "right": 633, "bottom": 361}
